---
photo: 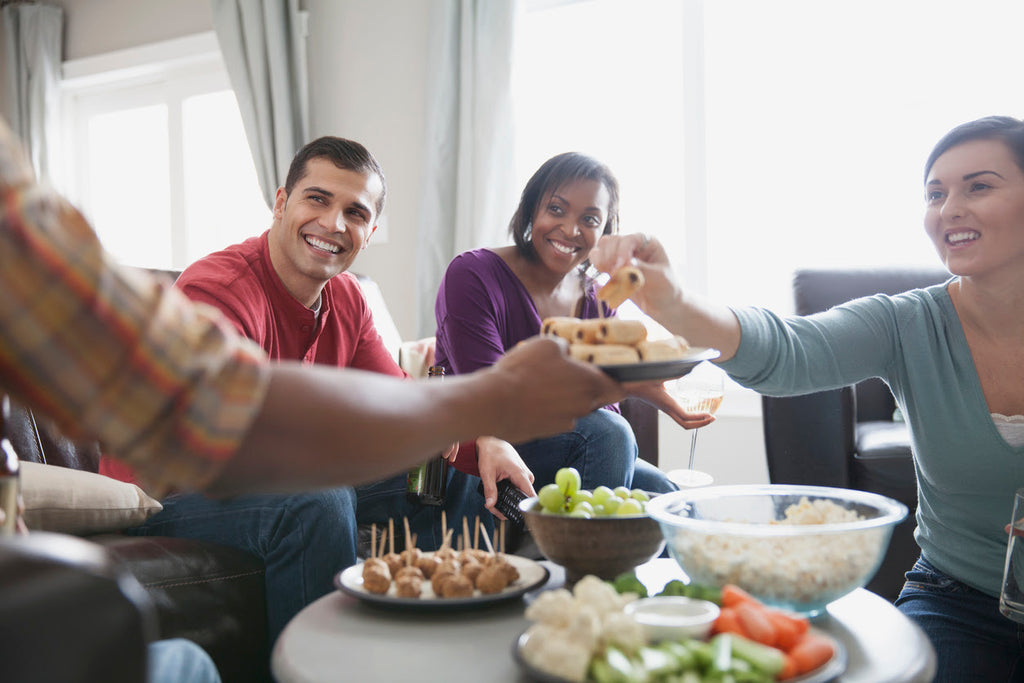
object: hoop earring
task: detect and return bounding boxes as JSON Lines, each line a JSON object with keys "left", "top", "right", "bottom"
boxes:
{"left": 524, "top": 223, "right": 532, "bottom": 241}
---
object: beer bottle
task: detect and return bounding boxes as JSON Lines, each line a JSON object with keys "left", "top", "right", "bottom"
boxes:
{"left": 0, "top": 395, "right": 20, "bottom": 536}
{"left": 406, "top": 366, "right": 448, "bottom": 506}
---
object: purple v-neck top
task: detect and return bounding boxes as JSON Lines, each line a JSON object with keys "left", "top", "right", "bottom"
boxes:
{"left": 434, "top": 248, "right": 617, "bottom": 409}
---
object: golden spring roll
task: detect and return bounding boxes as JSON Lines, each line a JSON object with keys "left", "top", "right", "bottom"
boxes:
{"left": 636, "top": 336, "right": 691, "bottom": 362}
{"left": 596, "top": 265, "right": 645, "bottom": 309}
{"left": 540, "top": 316, "right": 582, "bottom": 342}
{"left": 594, "top": 319, "right": 647, "bottom": 345}
{"left": 569, "top": 343, "right": 640, "bottom": 365}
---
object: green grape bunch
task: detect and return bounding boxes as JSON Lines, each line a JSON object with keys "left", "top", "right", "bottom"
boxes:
{"left": 536, "top": 467, "right": 650, "bottom": 518}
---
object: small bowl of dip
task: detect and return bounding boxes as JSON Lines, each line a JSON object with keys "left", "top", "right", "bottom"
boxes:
{"left": 624, "top": 596, "right": 720, "bottom": 642}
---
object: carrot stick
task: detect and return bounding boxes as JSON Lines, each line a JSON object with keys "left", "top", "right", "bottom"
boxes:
{"left": 721, "top": 583, "right": 759, "bottom": 608}
{"left": 788, "top": 634, "right": 835, "bottom": 675}
{"left": 712, "top": 606, "right": 748, "bottom": 638}
{"left": 766, "top": 609, "right": 809, "bottom": 651}
{"left": 778, "top": 654, "right": 800, "bottom": 681}
{"left": 734, "top": 601, "right": 778, "bottom": 647}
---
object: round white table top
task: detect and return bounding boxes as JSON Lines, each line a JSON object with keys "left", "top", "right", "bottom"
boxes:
{"left": 272, "top": 558, "right": 936, "bottom": 683}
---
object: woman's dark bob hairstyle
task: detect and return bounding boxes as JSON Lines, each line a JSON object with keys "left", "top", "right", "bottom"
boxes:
{"left": 508, "top": 152, "right": 619, "bottom": 260}
{"left": 925, "top": 116, "right": 1024, "bottom": 182}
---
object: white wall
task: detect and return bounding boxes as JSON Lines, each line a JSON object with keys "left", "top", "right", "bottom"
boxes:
{"left": 50, "top": 0, "right": 769, "bottom": 486}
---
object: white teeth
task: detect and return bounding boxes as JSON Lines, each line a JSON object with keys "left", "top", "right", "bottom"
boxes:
{"left": 947, "top": 230, "right": 979, "bottom": 245}
{"left": 551, "top": 241, "right": 577, "bottom": 255}
{"left": 306, "top": 236, "right": 341, "bottom": 253}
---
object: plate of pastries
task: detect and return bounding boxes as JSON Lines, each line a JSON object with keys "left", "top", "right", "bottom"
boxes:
{"left": 541, "top": 265, "right": 719, "bottom": 382}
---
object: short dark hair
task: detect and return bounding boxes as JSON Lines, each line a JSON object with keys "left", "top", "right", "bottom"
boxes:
{"left": 509, "top": 152, "right": 620, "bottom": 260}
{"left": 284, "top": 136, "right": 387, "bottom": 216}
{"left": 924, "top": 116, "right": 1024, "bottom": 182}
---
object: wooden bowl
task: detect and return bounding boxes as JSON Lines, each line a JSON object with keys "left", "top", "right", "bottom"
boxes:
{"left": 520, "top": 497, "right": 665, "bottom": 582}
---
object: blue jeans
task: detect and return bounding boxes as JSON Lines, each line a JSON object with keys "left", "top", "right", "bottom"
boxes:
{"left": 147, "top": 638, "right": 220, "bottom": 683}
{"left": 127, "top": 470, "right": 488, "bottom": 647}
{"left": 896, "top": 555, "right": 1024, "bottom": 682}
{"left": 514, "top": 409, "right": 677, "bottom": 493}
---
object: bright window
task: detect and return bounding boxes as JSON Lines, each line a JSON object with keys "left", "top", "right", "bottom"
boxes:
{"left": 60, "top": 33, "right": 270, "bottom": 271}
{"left": 513, "top": 0, "right": 1024, "bottom": 314}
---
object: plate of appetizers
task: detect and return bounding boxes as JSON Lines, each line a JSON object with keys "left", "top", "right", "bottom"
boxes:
{"left": 335, "top": 551, "right": 550, "bottom": 611}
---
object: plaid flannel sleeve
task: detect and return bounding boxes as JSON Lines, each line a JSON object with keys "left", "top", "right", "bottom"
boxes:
{"left": 0, "top": 119, "right": 270, "bottom": 495}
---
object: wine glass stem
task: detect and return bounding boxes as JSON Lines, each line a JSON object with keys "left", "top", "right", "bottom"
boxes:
{"left": 688, "top": 428, "right": 700, "bottom": 470}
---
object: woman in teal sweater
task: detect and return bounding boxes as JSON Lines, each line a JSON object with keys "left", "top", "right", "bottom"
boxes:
{"left": 591, "top": 116, "right": 1024, "bottom": 681}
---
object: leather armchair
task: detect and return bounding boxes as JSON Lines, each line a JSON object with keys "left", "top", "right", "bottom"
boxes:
{"left": 761, "top": 267, "right": 950, "bottom": 601}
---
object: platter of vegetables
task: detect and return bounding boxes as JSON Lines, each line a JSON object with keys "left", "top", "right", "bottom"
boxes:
{"left": 514, "top": 573, "right": 845, "bottom": 683}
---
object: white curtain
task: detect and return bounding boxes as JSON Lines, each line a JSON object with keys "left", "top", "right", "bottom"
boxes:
{"left": 1, "top": 3, "right": 62, "bottom": 183}
{"left": 413, "top": 0, "right": 519, "bottom": 337}
{"left": 209, "top": 0, "right": 309, "bottom": 209}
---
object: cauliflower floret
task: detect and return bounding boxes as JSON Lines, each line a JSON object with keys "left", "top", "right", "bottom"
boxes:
{"left": 600, "top": 610, "right": 646, "bottom": 655}
{"left": 524, "top": 588, "right": 576, "bottom": 627}
{"left": 573, "top": 575, "right": 631, "bottom": 614}
{"left": 520, "top": 623, "right": 592, "bottom": 683}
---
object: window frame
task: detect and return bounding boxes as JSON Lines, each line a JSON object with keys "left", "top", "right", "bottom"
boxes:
{"left": 59, "top": 32, "right": 238, "bottom": 269}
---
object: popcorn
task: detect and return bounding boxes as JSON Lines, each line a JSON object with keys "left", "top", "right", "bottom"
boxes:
{"left": 671, "top": 498, "right": 884, "bottom": 605}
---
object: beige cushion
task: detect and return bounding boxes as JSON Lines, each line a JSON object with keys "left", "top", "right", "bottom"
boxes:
{"left": 20, "top": 462, "right": 162, "bottom": 535}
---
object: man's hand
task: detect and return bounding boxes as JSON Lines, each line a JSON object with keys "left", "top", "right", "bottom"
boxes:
{"left": 483, "top": 336, "right": 624, "bottom": 443}
{"left": 476, "top": 436, "right": 534, "bottom": 519}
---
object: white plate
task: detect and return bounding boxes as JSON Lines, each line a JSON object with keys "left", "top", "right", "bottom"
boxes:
{"left": 335, "top": 554, "right": 550, "bottom": 611}
{"left": 513, "top": 625, "right": 847, "bottom": 683}
{"left": 598, "top": 348, "right": 720, "bottom": 382}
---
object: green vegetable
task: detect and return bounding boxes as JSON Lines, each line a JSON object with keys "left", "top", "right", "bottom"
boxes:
{"left": 590, "top": 646, "right": 645, "bottom": 683}
{"left": 710, "top": 633, "right": 733, "bottom": 674}
{"left": 657, "top": 641, "right": 696, "bottom": 671}
{"left": 655, "top": 580, "right": 722, "bottom": 605}
{"left": 610, "top": 570, "right": 648, "bottom": 598}
{"left": 637, "top": 646, "right": 676, "bottom": 677}
{"left": 713, "top": 632, "right": 786, "bottom": 677}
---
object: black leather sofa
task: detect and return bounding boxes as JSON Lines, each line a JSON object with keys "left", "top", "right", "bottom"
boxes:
{"left": 761, "top": 266, "right": 950, "bottom": 601}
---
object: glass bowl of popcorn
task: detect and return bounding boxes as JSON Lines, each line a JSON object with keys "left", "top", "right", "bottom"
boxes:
{"left": 646, "top": 484, "right": 908, "bottom": 616}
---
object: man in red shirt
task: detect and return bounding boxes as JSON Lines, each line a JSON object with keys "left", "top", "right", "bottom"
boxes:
{"left": 122, "top": 136, "right": 533, "bottom": 646}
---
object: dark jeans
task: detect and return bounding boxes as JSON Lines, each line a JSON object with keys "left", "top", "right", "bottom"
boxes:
{"left": 127, "top": 469, "right": 487, "bottom": 647}
{"left": 896, "top": 555, "right": 1024, "bottom": 682}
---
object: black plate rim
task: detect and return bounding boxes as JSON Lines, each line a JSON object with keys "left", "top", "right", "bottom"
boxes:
{"left": 597, "top": 347, "right": 720, "bottom": 381}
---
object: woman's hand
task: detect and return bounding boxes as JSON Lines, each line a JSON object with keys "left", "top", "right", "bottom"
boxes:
{"left": 590, "top": 234, "right": 685, "bottom": 326}
{"left": 625, "top": 382, "right": 716, "bottom": 430}
{"left": 476, "top": 436, "right": 535, "bottom": 520}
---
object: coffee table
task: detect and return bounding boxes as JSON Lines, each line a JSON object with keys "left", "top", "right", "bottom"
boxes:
{"left": 272, "top": 558, "right": 936, "bottom": 682}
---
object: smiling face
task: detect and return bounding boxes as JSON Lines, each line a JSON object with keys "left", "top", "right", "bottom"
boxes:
{"left": 267, "top": 157, "right": 382, "bottom": 306}
{"left": 529, "top": 178, "right": 611, "bottom": 276}
{"left": 924, "top": 139, "right": 1024, "bottom": 280}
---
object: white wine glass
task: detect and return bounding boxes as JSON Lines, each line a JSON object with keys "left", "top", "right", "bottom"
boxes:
{"left": 667, "top": 361, "right": 725, "bottom": 487}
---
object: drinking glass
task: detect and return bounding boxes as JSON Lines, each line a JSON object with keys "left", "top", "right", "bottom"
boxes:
{"left": 1000, "top": 488, "right": 1024, "bottom": 623}
{"left": 666, "top": 361, "right": 724, "bottom": 488}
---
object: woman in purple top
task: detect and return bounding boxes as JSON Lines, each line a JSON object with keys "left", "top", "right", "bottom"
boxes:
{"left": 434, "top": 152, "right": 709, "bottom": 493}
